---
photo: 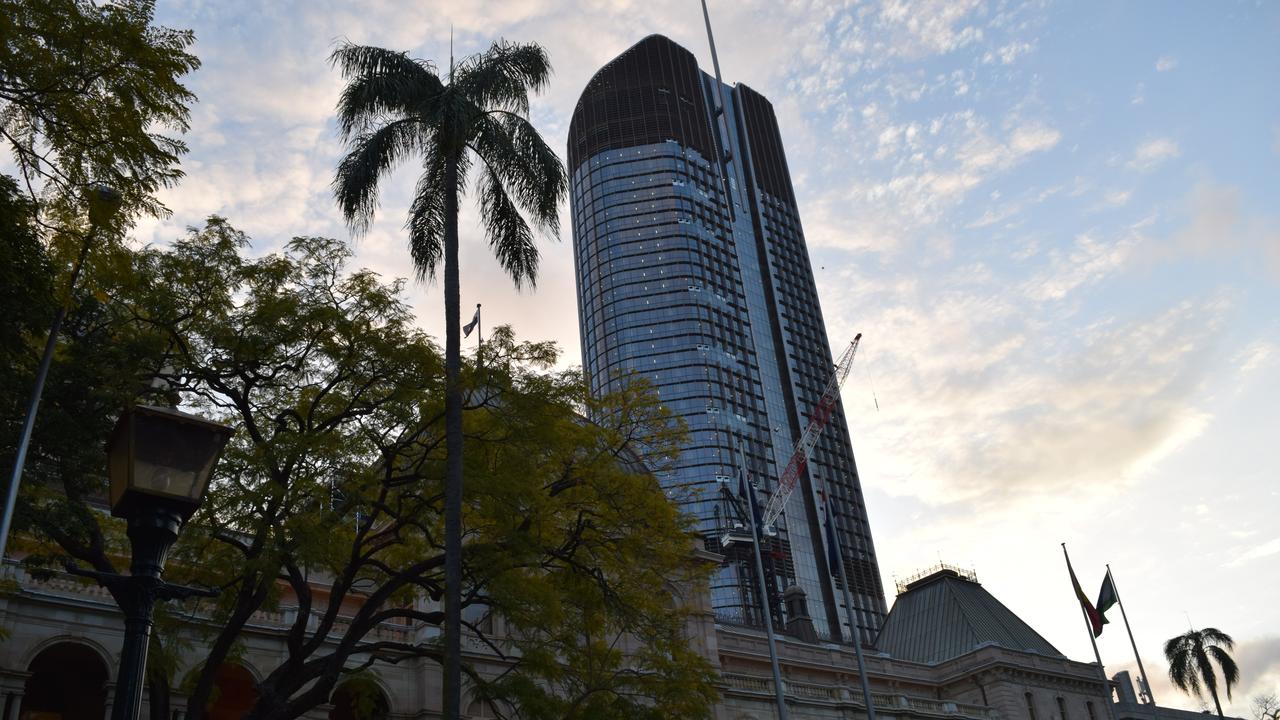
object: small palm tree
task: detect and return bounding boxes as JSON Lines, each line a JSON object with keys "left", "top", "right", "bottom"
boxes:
{"left": 1165, "top": 627, "right": 1240, "bottom": 718}
{"left": 331, "top": 40, "right": 565, "bottom": 720}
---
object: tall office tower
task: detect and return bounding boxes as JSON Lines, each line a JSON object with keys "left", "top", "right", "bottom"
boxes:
{"left": 568, "top": 35, "right": 887, "bottom": 643}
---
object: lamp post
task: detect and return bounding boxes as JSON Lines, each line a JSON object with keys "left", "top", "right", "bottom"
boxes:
{"left": 0, "top": 183, "right": 123, "bottom": 560}
{"left": 69, "top": 404, "right": 232, "bottom": 720}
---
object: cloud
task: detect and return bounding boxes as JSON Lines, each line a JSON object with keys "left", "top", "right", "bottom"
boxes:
{"left": 1132, "top": 82, "right": 1146, "bottom": 105}
{"left": 983, "top": 41, "right": 1034, "bottom": 65}
{"left": 1227, "top": 536, "right": 1280, "bottom": 567}
{"left": 1156, "top": 55, "right": 1178, "bottom": 72}
{"left": 1129, "top": 137, "right": 1180, "bottom": 170}
{"left": 1101, "top": 189, "right": 1132, "bottom": 208}
{"left": 1233, "top": 636, "right": 1280, "bottom": 712}
{"left": 871, "top": 0, "right": 986, "bottom": 60}
{"left": 1022, "top": 232, "right": 1134, "bottom": 301}
{"left": 821, "top": 237, "right": 1222, "bottom": 509}
{"left": 1135, "top": 182, "right": 1280, "bottom": 277}
{"left": 1234, "top": 341, "right": 1275, "bottom": 375}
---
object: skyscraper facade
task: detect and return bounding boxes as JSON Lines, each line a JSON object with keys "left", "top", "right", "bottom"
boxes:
{"left": 568, "top": 35, "right": 887, "bottom": 642}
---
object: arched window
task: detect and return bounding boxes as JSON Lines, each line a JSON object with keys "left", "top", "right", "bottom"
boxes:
{"left": 329, "top": 676, "right": 389, "bottom": 720}
{"left": 20, "top": 642, "right": 109, "bottom": 720}
{"left": 206, "top": 663, "right": 259, "bottom": 720}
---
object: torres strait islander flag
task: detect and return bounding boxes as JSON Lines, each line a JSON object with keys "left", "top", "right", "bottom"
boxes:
{"left": 1096, "top": 571, "right": 1119, "bottom": 632}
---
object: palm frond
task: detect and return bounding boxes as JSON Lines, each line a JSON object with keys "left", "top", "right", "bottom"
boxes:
{"left": 405, "top": 153, "right": 447, "bottom": 281}
{"left": 333, "top": 118, "right": 430, "bottom": 234}
{"left": 405, "top": 151, "right": 474, "bottom": 280}
{"left": 1201, "top": 628, "right": 1235, "bottom": 649}
{"left": 1194, "top": 641, "right": 1221, "bottom": 699}
{"left": 1167, "top": 634, "right": 1202, "bottom": 697}
{"left": 454, "top": 41, "right": 553, "bottom": 116}
{"left": 330, "top": 43, "right": 437, "bottom": 85}
{"left": 1207, "top": 645, "right": 1239, "bottom": 699}
{"left": 469, "top": 113, "right": 565, "bottom": 237}
{"left": 334, "top": 67, "right": 444, "bottom": 140}
{"left": 477, "top": 164, "right": 538, "bottom": 288}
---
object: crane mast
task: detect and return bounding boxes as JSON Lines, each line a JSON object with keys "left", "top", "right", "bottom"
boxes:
{"left": 759, "top": 333, "right": 861, "bottom": 531}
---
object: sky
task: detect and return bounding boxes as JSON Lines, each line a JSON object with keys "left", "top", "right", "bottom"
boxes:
{"left": 131, "top": 0, "right": 1279, "bottom": 714}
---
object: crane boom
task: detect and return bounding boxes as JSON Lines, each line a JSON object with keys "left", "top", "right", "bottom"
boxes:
{"left": 759, "top": 333, "right": 861, "bottom": 530}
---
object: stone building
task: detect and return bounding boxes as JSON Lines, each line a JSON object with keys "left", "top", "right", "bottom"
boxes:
{"left": 3, "top": 555, "right": 1140, "bottom": 720}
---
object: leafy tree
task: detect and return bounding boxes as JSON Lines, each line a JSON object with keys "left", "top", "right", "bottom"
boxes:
{"left": 9, "top": 219, "right": 716, "bottom": 720}
{"left": 330, "top": 39, "right": 567, "bottom": 720}
{"left": 1165, "top": 627, "right": 1241, "bottom": 718}
{"left": 0, "top": 176, "right": 54, "bottom": 351}
{"left": 0, "top": 0, "right": 199, "bottom": 226}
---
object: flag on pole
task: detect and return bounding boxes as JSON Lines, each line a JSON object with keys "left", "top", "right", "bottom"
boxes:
{"left": 1096, "top": 571, "right": 1118, "bottom": 632}
{"left": 463, "top": 305, "right": 481, "bottom": 338}
{"left": 1067, "top": 554, "right": 1104, "bottom": 637}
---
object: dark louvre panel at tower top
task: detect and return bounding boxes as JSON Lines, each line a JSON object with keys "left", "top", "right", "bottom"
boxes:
{"left": 568, "top": 35, "right": 716, "bottom": 174}
{"left": 734, "top": 84, "right": 798, "bottom": 206}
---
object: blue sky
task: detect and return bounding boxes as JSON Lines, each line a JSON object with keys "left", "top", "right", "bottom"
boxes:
{"left": 138, "top": 0, "right": 1279, "bottom": 711}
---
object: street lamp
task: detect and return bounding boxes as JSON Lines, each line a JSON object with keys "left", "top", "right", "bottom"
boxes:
{"left": 71, "top": 404, "right": 232, "bottom": 720}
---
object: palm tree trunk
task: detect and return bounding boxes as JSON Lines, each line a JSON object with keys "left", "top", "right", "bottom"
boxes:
{"left": 1209, "top": 686, "right": 1224, "bottom": 718}
{"left": 442, "top": 155, "right": 463, "bottom": 720}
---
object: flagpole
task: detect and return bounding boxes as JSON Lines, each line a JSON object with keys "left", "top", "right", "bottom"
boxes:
{"left": 476, "top": 303, "right": 482, "bottom": 347}
{"left": 1062, "top": 544, "right": 1116, "bottom": 720}
{"left": 1107, "top": 565, "right": 1160, "bottom": 720}
{"left": 738, "top": 440, "right": 790, "bottom": 720}
{"left": 825, "top": 486, "right": 877, "bottom": 720}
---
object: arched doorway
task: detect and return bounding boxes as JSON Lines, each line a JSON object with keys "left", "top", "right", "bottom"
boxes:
{"left": 328, "top": 675, "right": 389, "bottom": 720}
{"left": 205, "top": 663, "right": 258, "bottom": 720}
{"left": 20, "top": 641, "right": 109, "bottom": 720}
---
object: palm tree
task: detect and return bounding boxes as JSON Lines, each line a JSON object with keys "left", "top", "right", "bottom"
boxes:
{"left": 330, "top": 41, "right": 565, "bottom": 720}
{"left": 1165, "top": 627, "right": 1240, "bottom": 718}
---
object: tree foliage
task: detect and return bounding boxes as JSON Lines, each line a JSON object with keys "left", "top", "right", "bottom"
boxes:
{"left": 0, "top": 0, "right": 199, "bottom": 226}
{"left": 1165, "top": 627, "right": 1241, "bottom": 718}
{"left": 7, "top": 218, "right": 717, "bottom": 720}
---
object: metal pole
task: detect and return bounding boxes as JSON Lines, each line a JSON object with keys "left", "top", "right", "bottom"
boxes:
{"left": 0, "top": 229, "right": 97, "bottom": 560}
{"left": 829, "top": 487, "right": 877, "bottom": 720}
{"left": 739, "top": 442, "right": 789, "bottom": 720}
{"left": 1107, "top": 565, "right": 1160, "bottom": 720}
{"left": 699, "top": 0, "right": 741, "bottom": 219}
{"left": 1063, "top": 544, "right": 1117, "bottom": 720}
{"left": 113, "top": 505, "right": 182, "bottom": 720}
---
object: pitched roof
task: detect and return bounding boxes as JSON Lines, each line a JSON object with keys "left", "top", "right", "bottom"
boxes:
{"left": 874, "top": 568, "right": 1064, "bottom": 665}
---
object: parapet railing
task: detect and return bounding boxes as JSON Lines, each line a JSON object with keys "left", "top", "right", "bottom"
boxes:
{"left": 719, "top": 672, "right": 999, "bottom": 720}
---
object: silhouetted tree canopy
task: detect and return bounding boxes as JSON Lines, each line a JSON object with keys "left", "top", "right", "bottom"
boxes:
{"left": 7, "top": 218, "right": 717, "bottom": 720}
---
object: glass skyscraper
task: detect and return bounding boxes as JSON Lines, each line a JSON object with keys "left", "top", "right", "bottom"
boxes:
{"left": 568, "top": 34, "right": 887, "bottom": 643}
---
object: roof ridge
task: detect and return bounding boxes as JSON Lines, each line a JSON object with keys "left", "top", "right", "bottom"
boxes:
{"left": 943, "top": 573, "right": 983, "bottom": 651}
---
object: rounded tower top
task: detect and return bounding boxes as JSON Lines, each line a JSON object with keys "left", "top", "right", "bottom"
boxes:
{"left": 567, "top": 34, "right": 716, "bottom": 174}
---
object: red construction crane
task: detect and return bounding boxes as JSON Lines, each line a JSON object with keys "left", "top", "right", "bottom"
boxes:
{"left": 759, "top": 333, "right": 861, "bottom": 532}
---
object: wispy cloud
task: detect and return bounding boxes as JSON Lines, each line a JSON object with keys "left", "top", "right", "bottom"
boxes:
{"left": 1133, "top": 182, "right": 1280, "bottom": 276}
{"left": 1227, "top": 536, "right": 1280, "bottom": 567}
{"left": 1129, "top": 137, "right": 1180, "bottom": 170}
{"left": 1101, "top": 189, "right": 1132, "bottom": 208}
{"left": 1156, "top": 55, "right": 1178, "bottom": 72}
